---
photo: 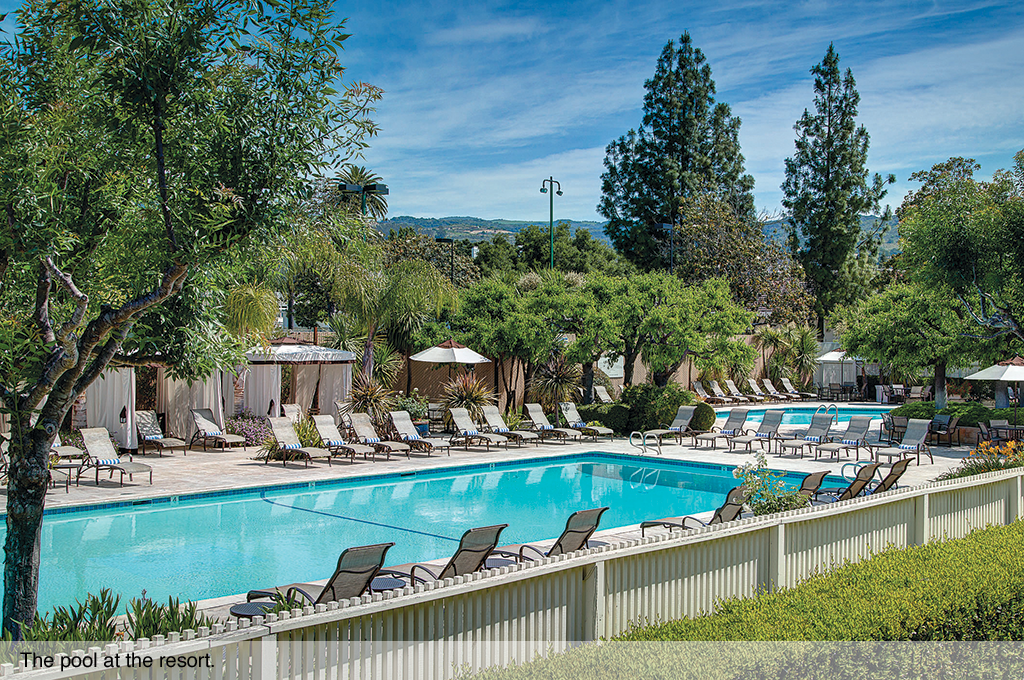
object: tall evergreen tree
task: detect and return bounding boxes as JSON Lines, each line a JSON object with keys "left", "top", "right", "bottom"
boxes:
{"left": 782, "top": 44, "right": 894, "bottom": 331}
{"left": 599, "top": 33, "right": 754, "bottom": 269}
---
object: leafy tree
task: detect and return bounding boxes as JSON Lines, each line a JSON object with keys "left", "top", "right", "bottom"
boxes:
{"left": 673, "top": 195, "right": 812, "bottom": 324}
{"left": 600, "top": 33, "right": 755, "bottom": 269}
{"left": 832, "top": 283, "right": 1012, "bottom": 408}
{"left": 0, "top": 0, "right": 379, "bottom": 633}
{"left": 782, "top": 44, "right": 895, "bottom": 331}
{"left": 474, "top": 223, "right": 634, "bottom": 278}
{"left": 603, "top": 274, "right": 754, "bottom": 387}
{"left": 449, "top": 275, "right": 549, "bottom": 409}
{"left": 898, "top": 153, "right": 1024, "bottom": 343}
{"left": 385, "top": 228, "right": 479, "bottom": 288}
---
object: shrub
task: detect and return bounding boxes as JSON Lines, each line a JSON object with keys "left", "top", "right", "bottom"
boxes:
{"left": 733, "top": 451, "right": 809, "bottom": 516}
{"left": 992, "top": 407, "right": 1022, "bottom": 426}
{"left": 620, "top": 521, "right": 1024, "bottom": 641}
{"left": 346, "top": 373, "right": 396, "bottom": 429}
{"left": 442, "top": 373, "right": 496, "bottom": 423}
{"left": 889, "top": 401, "right": 936, "bottom": 421}
{"left": 939, "top": 401, "right": 994, "bottom": 427}
{"left": 127, "top": 595, "right": 216, "bottom": 640}
{"left": 576, "top": 404, "right": 631, "bottom": 433}
{"left": 620, "top": 383, "right": 695, "bottom": 432}
{"left": 225, "top": 410, "right": 272, "bottom": 446}
{"left": 20, "top": 589, "right": 120, "bottom": 642}
{"left": 394, "top": 389, "right": 429, "bottom": 420}
{"left": 936, "top": 440, "right": 1024, "bottom": 480}
{"left": 691, "top": 402, "right": 717, "bottom": 432}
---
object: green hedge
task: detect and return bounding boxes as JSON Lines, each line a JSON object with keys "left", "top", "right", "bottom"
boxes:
{"left": 620, "top": 383, "right": 695, "bottom": 432}
{"left": 623, "top": 521, "right": 1024, "bottom": 641}
{"left": 471, "top": 523, "right": 1024, "bottom": 680}
{"left": 889, "top": 400, "right": 1012, "bottom": 428}
{"left": 576, "top": 403, "right": 631, "bottom": 433}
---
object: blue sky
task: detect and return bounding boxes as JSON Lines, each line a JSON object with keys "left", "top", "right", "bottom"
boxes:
{"left": 3, "top": 0, "right": 1022, "bottom": 222}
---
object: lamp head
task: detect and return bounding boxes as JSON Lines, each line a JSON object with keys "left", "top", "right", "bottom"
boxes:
{"left": 555, "top": 190, "right": 563, "bottom": 196}
{"left": 539, "top": 187, "right": 547, "bottom": 194}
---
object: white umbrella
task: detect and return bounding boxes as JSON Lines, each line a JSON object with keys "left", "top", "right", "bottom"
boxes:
{"left": 410, "top": 339, "right": 491, "bottom": 365}
{"left": 966, "top": 357, "right": 1024, "bottom": 425}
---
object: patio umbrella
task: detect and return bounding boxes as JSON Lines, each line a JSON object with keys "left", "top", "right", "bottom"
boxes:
{"left": 965, "top": 356, "right": 1024, "bottom": 425}
{"left": 410, "top": 339, "right": 491, "bottom": 365}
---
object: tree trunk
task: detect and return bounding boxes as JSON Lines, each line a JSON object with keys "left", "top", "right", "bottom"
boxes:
{"left": 405, "top": 353, "right": 413, "bottom": 395}
{"left": 933, "top": 360, "right": 948, "bottom": 411}
{"left": 287, "top": 290, "right": 294, "bottom": 329}
{"left": 4, "top": 416, "right": 58, "bottom": 637}
{"left": 361, "top": 332, "right": 375, "bottom": 380}
{"left": 622, "top": 351, "right": 640, "bottom": 386}
{"left": 582, "top": 361, "right": 595, "bottom": 404}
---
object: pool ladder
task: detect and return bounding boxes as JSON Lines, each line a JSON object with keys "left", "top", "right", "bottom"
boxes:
{"left": 814, "top": 403, "right": 840, "bottom": 426}
{"left": 628, "top": 430, "right": 663, "bottom": 456}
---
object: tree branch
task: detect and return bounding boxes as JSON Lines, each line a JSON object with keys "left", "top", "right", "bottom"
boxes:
{"left": 108, "top": 353, "right": 170, "bottom": 368}
{"left": 33, "top": 265, "right": 54, "bottom": 344}
{"left": 44, "top": 256, "right": 89, "bottom": 345}
{"left": 75, "top": 324, "right": 133, "bottom": 395}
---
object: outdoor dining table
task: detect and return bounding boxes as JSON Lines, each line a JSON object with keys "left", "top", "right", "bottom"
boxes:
{"left": 993, "top": 426, "right": 1024, "bottom": 441}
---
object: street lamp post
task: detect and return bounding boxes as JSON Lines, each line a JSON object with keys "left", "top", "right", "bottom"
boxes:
{"left": 660, "top": 222, "right": 674, "bottom": 273}
{"left": 436, "top": 238, "right": 455, "bottom": 284}
{"left": 539, "top": 177, "right": 563, "bottom": 269}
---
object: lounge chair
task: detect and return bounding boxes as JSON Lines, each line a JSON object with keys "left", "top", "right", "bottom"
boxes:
{"left": 480, "top": 405, "right": 539, "bottom": 446}
{"left": 379, "top": 524, "right": 508, "bottom": 585}
{"left": 495, "top": 507, "right": 608, "bottom": 561}
{"left": 52, "top": 431, "right": 84, "bottom": 460}
{"left": 79, "top": 427, "right": 152, "bottom": 485}
{"left": 135, "top": 410, "right": 187, "bottom": 456}
{"left": 873, "top": 418, "right": 933, "bottom": 465}
{"left": 927, "top": 415, "right": 961, "bottom": 447}
{"left": 907, "top": 385, "right": 924, "bottom": 401}
{"left": 726, "top": 379, "right": 763, "bottom": 402}
{"left": 777, "top": 412, "right": 835, "bottom": 458}
{"left": 727, "top": 410, "right": 784, "bottom": 453}
{"left": 797, "top": 471, "right": 828, "bottom": 499}
{"left": 348, "top": 412, "right": 411, "bottom": 459}
{"left": 866, "top": 458, "right": 911, "bottom": 495}
{"left": 594, "top": 386, "right": 614, "bottom": 403}
{"left": 813, "top": 415, "right": 875, "bottom": 461}
{"left": 641, "top": 486, "right": 746, "bottom": 536}
{"left": 523, "top": 403, "right": 581, "bottom": 442}
{"left": 235, "top": 542, "right": 394, "bottom": 618}
{"left": 311, "top": 415, "right": 377, "bottom": 461}
{"left": 559, "top": 402, "right": 614, "bottom": 442}
{"left": 693, "top": 409, "right": 748, "bottom": 449}
{"left": 780, "top": 378, "right": 816, "bottom": 400}
{"left": 762, "top": 379, "right": 797, "bottom": 401}
{"left": 642, "top": 405, "right": 700, "bottom": 447}
{"left": 189, "top": 408, "right": 246, "bottom": 451}
{"left": 389, "top": 410, "right": 451, "bottom": 456}
{"left": 266, "top": 417, "right": 331, "bottom": 467}
{"left": 448, "top": 407, "right": 508, "bottom": 450}
{"left": 747, "top": 378, "right": 776, "bottom": 403}
{"left": 814, "top": 462, "right": 882, "bottom": 502}
{"left": 692, "top": 381, "right": 730, "bottom": 404}
{"left": 281, "top": 404, "right": 303, "bottom": 424}
{"left": 710, "top": 380, "right": 747, "bottom": 403}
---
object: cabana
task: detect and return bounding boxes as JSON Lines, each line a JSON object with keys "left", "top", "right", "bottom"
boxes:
{"left": 814, "top": 349, "right": 859, "bottom": 389}
{"left": 86, "top": 367, "right": 138, "bottom": 449}
{"left": 242, "top": 338, "right": 356, "bottom": 420}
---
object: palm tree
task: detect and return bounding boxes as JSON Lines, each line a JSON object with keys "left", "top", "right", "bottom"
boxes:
{"left": 337, "top": 258, "right": 457, "bottom": 380}
{"left": 223, "top": 283, "right": 279, "bottom": 341}
{"left": 754, "top": 326, "right": 787, "bottom": 379}
{"left": 784, "top": 326, "right": 819, "bottom": 387}
{"left": 334, "top": 165, "right": 388, "bottom": 221}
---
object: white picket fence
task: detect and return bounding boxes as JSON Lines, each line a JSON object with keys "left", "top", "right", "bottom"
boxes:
{"left": 6, "top": 466, "right": 1022, "bottom": 680}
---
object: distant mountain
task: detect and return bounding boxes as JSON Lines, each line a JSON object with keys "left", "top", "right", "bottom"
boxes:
{"left": 381, "top": 216, "right": 612, "bottom": 245}
{"left": 763, "top": 215, "right": 900, "bottom": 257}
{"left": 382, "top": 214, "right": 900, "bottom": 257}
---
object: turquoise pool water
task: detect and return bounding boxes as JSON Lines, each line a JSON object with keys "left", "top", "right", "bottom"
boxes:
{"left": 12, "top": 454, "right": 843, "bottom": 612}
{"left": 732, "top": 406, "right": 894, "bottom": 426}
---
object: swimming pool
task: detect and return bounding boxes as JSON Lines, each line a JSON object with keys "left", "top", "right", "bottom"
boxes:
{"left": 14, "top": 453, "right": 843, "bottom": 612}
{"left": 726, "top": 405, "right": 894, "bottom": 426}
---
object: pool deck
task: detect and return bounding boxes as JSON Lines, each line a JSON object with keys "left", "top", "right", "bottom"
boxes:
{"left": 12, "top": 402, "right": 974, "bottom": 620}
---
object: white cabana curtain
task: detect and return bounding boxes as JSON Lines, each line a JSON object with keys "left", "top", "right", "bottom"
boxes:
{"left": 320, "top": 364, "right": 352, "bottom": 421}
{"left": 85, "top": 368, "right": 137, "bottom": 449}
{"left": 156, "top": 367, "right": 224, "bottom": 440}
{"left": 293, "top": 365, "right": 320, "bottom": 413}
{"left": 221, "top": 365, "right": 246, "bottom": 419}
{"left": 243, "top": 364, "right": 281, "bottom": 417}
